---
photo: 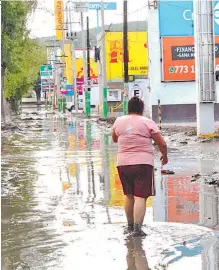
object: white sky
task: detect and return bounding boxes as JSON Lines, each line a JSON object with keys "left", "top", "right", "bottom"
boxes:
{"left": 28, "top": 0, "right": 148, "bottom": 38}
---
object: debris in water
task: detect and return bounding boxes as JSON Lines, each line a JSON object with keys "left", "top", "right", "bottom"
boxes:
{"left": 204, "top": 177, "right": 219, "bottom": 186}
{"left": 180, "top": 141, "right": 188, "bottom": 145}
{"left": 98, "top": 117, "right": 116, "bottom": 125}
{"left": 1, "top": 123, "right": 22, "bottom": 131}
{"left": 161, "top": 169, "right": 175, "bottom": 175}
{"left": 21, "top": 117, "right": 43, "bottom": 121}
{"left": 200, "top": 138, "right": 213, "bottom": 143}
{"left": 191, "top": 173, "right": 201, "bottom": 182}
{"left": 208, "top": 179, "right": 219, "bottom": 185}
{"left": 184, "top": 128, "right": 197, "bottom": 136}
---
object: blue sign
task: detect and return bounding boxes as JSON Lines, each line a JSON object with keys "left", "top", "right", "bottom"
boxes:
{"left": 66, "top": 90, "right": 74, "bottom": 96}
{"left": 159, "top": 1, "right": 219, "bottom": 36}
{"left": 88, "top": 2, "right": 117, "bottom": 10}
{"left": 66, "top": 84, "right": 74, "bottom": 90}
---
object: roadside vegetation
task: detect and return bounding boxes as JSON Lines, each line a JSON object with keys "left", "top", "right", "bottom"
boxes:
{"left": 1, "top": 1, "right": 46, "bottom": 120}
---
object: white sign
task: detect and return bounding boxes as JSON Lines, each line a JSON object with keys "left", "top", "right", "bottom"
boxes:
{"left": 129, "top": 82, "right": 144, "bottom": 99}
{"left": 107, "top": 89, "right": 121, "bottom": 102}
{"left": 74, "top": 2, "right": 89, "bottom": 12}
{"left": 128, "top": 79, "right": 150, "bottom": 117}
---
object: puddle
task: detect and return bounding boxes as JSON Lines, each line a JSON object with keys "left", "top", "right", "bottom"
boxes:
{"left": 1, "top": 108, "right": 219, "bottom": 270}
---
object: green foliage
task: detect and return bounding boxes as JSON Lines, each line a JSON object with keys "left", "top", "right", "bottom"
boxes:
{"left": 1, "top": 1, "right": 46, "bottom": 100}
{"left": 1, "top": 1, "right": 36, "bottom": 67}
{"left": 4, "top": 39, "right": 46, "bottom": 99}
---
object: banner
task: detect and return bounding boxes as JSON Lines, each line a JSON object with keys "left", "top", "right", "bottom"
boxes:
{"left": 64, "top": 44, "right": 73, "bottom": 84}
{"left": 54, "top": 0, "right": 64, "bottom": 40}
{"left": 162, "top": 36, "right": 219, "bottom": 81}
{"left": 105, "top": 32, "right": 148, "bottom": 81}
{"left": 76, "top": 58, "right": 98, "bottom": 90}
{"left": 159, "top": 1, "right": 219, "bottom": 36}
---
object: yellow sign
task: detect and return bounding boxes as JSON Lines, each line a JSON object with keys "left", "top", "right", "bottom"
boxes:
{"left": 64, "top": 44, "right": 73, "bottom": 84}
{"left": 105, "top": 32, "right": 148, "bottom": 81}
{"left": 76, "top": 58, "right": 98, "bottom": 83}
{"left": 54, "top": 0, "right": 64, "bottom": 40}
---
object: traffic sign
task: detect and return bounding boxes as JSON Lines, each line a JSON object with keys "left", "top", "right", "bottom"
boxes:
{"left": 128, "top": 81, "right": 145, "bottom": 100}
{"left": 40, "top": 65, "right": 53, "bottom": 77}
{"left": 88, "top": 2, "right": 117, "bottom": 10}
{"left": 40, "top": 65, "right": 52, "bottom": 72}
{"left": 74, "top": 2, "right": 89, "bottom": 12}
{"left": 40, "top": 75, "right": 54, "bottom": 93}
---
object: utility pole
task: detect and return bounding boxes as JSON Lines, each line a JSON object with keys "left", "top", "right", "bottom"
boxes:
{"left": 69, "top": 9, "right": 78, "bottom": 114}
{"left": 86, "top": 16, "right": 91, "bottom": 117}
{"left": 100, "top": 0, "right": 108, "bottom": 118}
{"left": 98, "top": 5, "right": 103, "bottom": 118}
{"left": 193, "top": 0, "right": 216, "bottom": 137}
{"left": 80, "top": 12, "right": 87, "bottom": 115}
{"left": 66, "top": 2, "right": 78, "bottom": 113}
{"left": 123, "top": 0, "right": 128, "bottom": 115}
{"left": 72, "top": 47, "right": 78, "bottom": 113}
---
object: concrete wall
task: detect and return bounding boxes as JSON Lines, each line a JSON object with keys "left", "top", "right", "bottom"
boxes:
{"left": 148, "top": 6, "right": 219, "bottom": 123}
{"left": 152, "top": 104, "right": 219, "bottom": 123}
{"left": 151, "top": 81, "right": 219, "bottom": 106}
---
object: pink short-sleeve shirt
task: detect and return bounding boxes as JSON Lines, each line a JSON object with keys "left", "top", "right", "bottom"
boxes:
{"left": 112, "top": 115, "right": 159, "bottom": 166}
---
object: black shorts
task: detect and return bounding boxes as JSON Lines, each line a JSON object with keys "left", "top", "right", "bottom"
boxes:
{"left": 117, "top": 164, "right": 155, "bottom": 198}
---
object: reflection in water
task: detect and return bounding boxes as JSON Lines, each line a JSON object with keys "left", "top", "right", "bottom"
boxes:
{"left": 125, "top": 236, "right": 150, "bottom": 270}
{"left": 199, "top": 183, "right": 219, "bottom": 232}
{"left": 154, "top": 169, "right": 219, "bottom": 233}
{"left": 1, "top": 111, "right": 219, "bottom": 270}
{"left": 165, "top": 176, "right": 199, "bottom": 224}
{"left": 162, "top": 237, "right": 203, "bottom": 266}
{"left": 86, "top": 121, "right": 96, "bottom": 201}
{"left": 202, "top": 235, "right": 219, "bottom": 270}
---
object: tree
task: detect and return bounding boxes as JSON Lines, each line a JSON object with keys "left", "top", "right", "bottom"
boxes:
{"left": 1, "top": 1, "right": 36, "bottom": 69}
{"left": 1, "top": 1, "right": 46, "bottom": 122}
{"left": 4, "top": 38, "right": 46, "bottom": 100}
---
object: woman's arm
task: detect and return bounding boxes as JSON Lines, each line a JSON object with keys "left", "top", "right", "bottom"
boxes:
{"left": 112, "top": 129, "right": 118, "bottom": 143}
{"left": 151, "top": 132, "right": 168, "bottom": 165}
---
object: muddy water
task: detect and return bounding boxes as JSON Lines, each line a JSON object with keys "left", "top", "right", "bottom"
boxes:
{"left": 1, "top": 109, "right": 219, "bottom": 270}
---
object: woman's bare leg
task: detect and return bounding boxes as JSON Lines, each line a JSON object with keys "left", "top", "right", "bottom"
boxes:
{"left": 133, "top": 196, "right": 147, "bottom": 236}
{"left": 124, "top": 194, "right": 134, "bottom": 232}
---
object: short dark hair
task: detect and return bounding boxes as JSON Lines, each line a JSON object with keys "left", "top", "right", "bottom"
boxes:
{"left": 128, "top": 96, "right": 144, "bottom": 115}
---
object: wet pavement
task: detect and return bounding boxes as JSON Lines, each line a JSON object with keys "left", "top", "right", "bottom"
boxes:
{"left": 1, "top": 107, "right": 219, "bottom": 270}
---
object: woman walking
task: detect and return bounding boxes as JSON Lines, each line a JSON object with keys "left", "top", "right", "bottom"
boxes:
{"left": 112, "top": 97, "right": 168, "bottom": 237}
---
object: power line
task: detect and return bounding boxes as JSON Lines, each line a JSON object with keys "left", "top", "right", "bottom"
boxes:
{"left": 113, "top": 4, "right": 148, "bottom": 16}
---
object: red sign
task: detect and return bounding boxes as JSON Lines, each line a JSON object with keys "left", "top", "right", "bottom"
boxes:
{"left": 162, "top": 36, "right": 219, "bottom": 81}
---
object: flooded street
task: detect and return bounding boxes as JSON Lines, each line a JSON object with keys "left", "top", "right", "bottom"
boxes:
{"left": 1, "top": 107, "right": 219, "bottom": 270}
